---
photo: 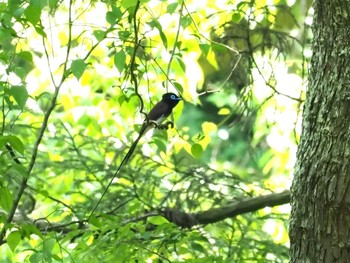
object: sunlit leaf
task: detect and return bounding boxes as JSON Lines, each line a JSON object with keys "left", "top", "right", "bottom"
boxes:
{"left": 43, "top": 238, "right": 55, "bottom": 256}
{"left": 71, "top": 59, "right": 86, "bottom": 80}
{"left": 38, "top": 190, "right": 49, "bottom": 198}
{"left": 89, "top": 216, "right": 102, "bottom": 227}
{"left": 148, "top": 216, "right": 169, "bottom": 225}
{"left": 232, "top": 12, "right": 242, "bottom": 23}
{"left": 237, "top": 1, "right": 249, "bottom": 10}
{"left": 0, "top": 187, "right": 13, "bottom": 212}
{"left": 7, "top": 135, "right": 24, "bottom": 154}
{"left": 106, "top": 6, "right": 122, "bottom": 25}
{"left": 202, "top": 122, "right": 217, "bottom": 133}
{"left": 147, "top": 20, "right": 168, "bottom": 49}
{"left": 10, "top": 85, "right": 28, "bottom": 109}
{"left": 118, "top": 30, "right": 131, "bottom": 41}
{"left": 7, "top": 231, "right": 21, "bottom": 252}
{"left": 34, "top": 25, "right": 47, "bottom": 37}
{"left": 191, "top": 143, "right": 203, "bottom": 159}
{"left": 24, "top": 2, "right": 42, "bottom": 25}
{"left": 118, "top": 94, "right": 127, "bottom": 105}
{"left": 172, "top": 81, "right": 184, "bottom": 93}
{"left": 17, "top": 51, "right": 33, "bottom": 63}
{"left": 122, "top": 0, "right": 137, "bottom": 9}
{"left": 199, "top": 43, "right": 210, "bottom": 57}
{"left": 114, "top": 50, "right": 126, "bottom": 74}
{"left": 152, "top": 138, "right": 167, "bottom": 153}
{"left": 0, "top": 135, "right": 24, "bottom": 154}
{"left": 93, "top": 30, "right": 105, "bottom": 41}
{"left": 29, "top": 252, "right": 41, "bottom": 263}
{"left": 167, "top": 2, "right": 178, "bottom": 14}
{"left": 180, "top": 16, "right": 192, "bottom": 28}
{"left": 218, "top": 108, "right": 230, "bottom": 115}
{"left": 175, "top": 57, "right": 186, "bottom": 72}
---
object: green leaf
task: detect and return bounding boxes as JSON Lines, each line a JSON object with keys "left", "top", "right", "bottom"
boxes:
{"left": 24, "top": 2, "right": 42, "bottom": 25}
{"left": 12, "top": 163, "right": 27, "bottom": 177}
{"left": 147, "top": 20, "right": 168, "bottom": 49}
{"left": 29, "top": 252, "right": 42, "bottom": 263}
{"left": 152, "top": 138, "right": 167, "bottom": 153}
{"left": 0, "top": 135, "right": 24, "bottom": 154}
{"left": 17, "top": 51, "right": 33, "bottom": 63}
{"left": 7, "top": 135, "right": 24, "bottom": 154}
{"left": 180, "top": 16, "right": 192, "bottom": 28}
{"left": 191, "top": 143, "right": 203, "bottom": 159}
{"left": 147, "top": 216, "right": 169, "bottom": 225}
{"left": 71, "top": 59, "right": 86, "bottom": 80}
{"left": 0, "top": 187, "right": 13, "bottom": 212}
{"left": 199, "top": 43, "right": 210, "bottom": 57}
{"left": 232, "top": 13, "right": 242, "bottom": 23}
{"left": 114, "top": 50, "right": 126, "bottom": 74}
{"left": 167, "top": 2, "right": 178, "bottom": 14}
{"left": 106, "top": 6, "right": 122, "bottom": 25}
{"left": 176, "top": 57, "right": 186, "bottom": 72}
{"left": 237, "top": 1, "right": 248, "bottom": 10}
{"left": 7, "top": 230, "right": 21, "bottom": 252}
{"left": 191, "top": 242, "right": 207, "bottom": 254}
{"left": 118, "top": 30, "right": 131, "bottom": 41}
{"left": 172, "top": 81, "right": 184, "bottom": 93}
{"left": 43, "top": 238, "right": 55, "bottom": 256}
{"left": 10, "top": 85, "right": 28, "bottom": 109}
{"left": 22, "top": 224, "right": 43, "bottom": 238}
{"left": 89, "top": 216, "right": 102, "bottom": 227}
{"left": 106, "top": 12, "right": 117, "bottom": 25}
{"left": 93, "top": 30, "right": 105, "bottom": 41}
{"left": 38, "top": 189, "right": 49, "bottom": 198}
{"left": 159, "top": 30, "right": 168, "bottom": 49}
{"left": 118, "top": 94, "right": 127, "bottom": 105}
{"left": 122, "top": 0, "right": 137, "bottom": 9}
{"left": 34, "top": 25, "right": 47, "bottom": 37}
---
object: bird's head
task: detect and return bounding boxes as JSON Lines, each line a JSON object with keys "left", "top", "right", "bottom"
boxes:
{"left": 162, "top": 92, "right": 182, "bottom": 107}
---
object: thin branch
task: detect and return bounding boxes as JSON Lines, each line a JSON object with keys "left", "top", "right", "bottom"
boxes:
{"left": 183, "top": 2, "right": 241, "bottom": 95}
{"left": 84, "top": 0, "right": 142, "bottom": 223}
{"left": 165, "top": 0, "right": 184, "bottom": 92}
{"left": 0, "top": 0, "right": 74, "bottom": 245}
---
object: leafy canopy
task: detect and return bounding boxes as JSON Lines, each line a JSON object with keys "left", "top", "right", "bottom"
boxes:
{"left": 0, "top": 0, "right": 311, "bottom": 262}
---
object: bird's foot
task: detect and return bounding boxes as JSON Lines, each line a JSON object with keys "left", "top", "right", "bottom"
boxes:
{"left": 157, "top": 121, "right": 174, "bottom": 130}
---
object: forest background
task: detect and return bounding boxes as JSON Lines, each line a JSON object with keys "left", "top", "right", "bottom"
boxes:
{"left": 0, "top": 0, "right": 312, "bottom": 262}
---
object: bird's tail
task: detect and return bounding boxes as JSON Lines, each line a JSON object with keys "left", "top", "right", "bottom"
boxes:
{"left": 86, "top": 122, "right": 151, "bottom": 222}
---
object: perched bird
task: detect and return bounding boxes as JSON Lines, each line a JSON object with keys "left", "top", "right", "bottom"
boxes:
{"left": 139, "top": 93, "right": 182, "bottom": 133}
{"left": 87, "top": 92, "right": 182, "bottom": 220}
{"left": 124, "top": 92, "right": 182, "bottom": 163}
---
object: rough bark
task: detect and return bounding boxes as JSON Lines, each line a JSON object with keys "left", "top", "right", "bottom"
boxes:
{"left": 290, "top": 0, "right": 350, "bottom": 262}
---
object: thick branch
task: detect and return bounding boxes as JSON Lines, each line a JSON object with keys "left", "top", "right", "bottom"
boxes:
{"left": 2, "top": 190, "right": 290, "bottom": 237}
{"left": 193, "top": 190, "right": 290, "bottom": 225}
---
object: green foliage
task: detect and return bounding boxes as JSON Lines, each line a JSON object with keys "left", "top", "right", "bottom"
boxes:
{"left": 71, "top": 59, "right": 87, "bottom": 80}
{"left": 0, "top": 0, "right": 311, "bottom": 261}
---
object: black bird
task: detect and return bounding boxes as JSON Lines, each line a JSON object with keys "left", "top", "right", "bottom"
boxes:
{"left": 139, "top": 93, "right": 182, "bottom": 135}
{"left": 123, "top": 92, "right": 182, "bottom": 164}
{"left": 87, "top": 93, "right": 182, "bottom": 220}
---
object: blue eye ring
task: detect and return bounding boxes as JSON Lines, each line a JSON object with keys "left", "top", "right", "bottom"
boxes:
{"left": 170, "top": 94, "right": 182, "bottom": 100}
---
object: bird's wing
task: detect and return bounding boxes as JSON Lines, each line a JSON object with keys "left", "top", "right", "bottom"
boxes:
{"left": 147, "top": 101, "right": 170, "bottom": 124}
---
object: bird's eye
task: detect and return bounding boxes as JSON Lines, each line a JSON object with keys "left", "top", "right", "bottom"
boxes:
{"left": 170, "top": 95, "right": 176, "bottom": 100}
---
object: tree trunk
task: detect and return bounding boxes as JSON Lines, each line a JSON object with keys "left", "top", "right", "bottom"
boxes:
{"left": 290, "top": 0, "right": 350, "bottom": 262}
